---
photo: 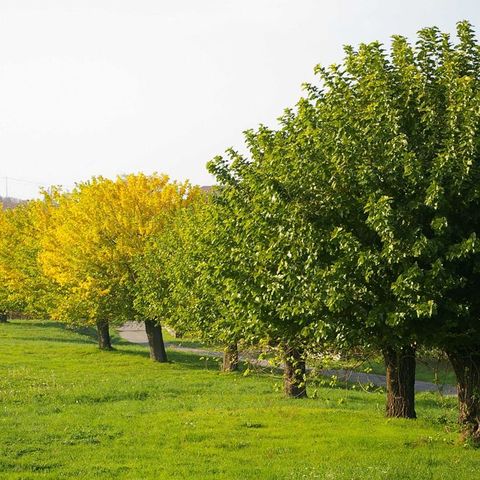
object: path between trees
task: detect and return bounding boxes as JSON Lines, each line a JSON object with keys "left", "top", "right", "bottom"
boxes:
{"left": 117, "top": 322, "right": 457, "bottom": 395}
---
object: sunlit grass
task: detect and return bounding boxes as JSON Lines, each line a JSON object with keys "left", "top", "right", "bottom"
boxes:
{"left": 0, "top": 320, "right": 476, "bottom": 479}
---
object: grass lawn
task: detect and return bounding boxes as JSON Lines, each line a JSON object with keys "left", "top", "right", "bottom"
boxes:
{"left": 0, "top": 320, "right": 477, "bottom": 480}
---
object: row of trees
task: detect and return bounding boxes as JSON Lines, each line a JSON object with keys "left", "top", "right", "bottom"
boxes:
{"left": 1, "top": 21, "right": 480, "bottom": 443}
{"left": 0, "top": 175, "right": 201, "bottom": 357}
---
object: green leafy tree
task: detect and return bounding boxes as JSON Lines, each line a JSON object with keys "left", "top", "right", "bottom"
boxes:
{"left": 207, "top": 22, "right": 480, "bottom": 430}
{"left": 286, "top": 21, "right": 480, "bottom": 429}
{"left": 135, "top": 195, "right": 246, "bottom": 372}
{"left": 207, "top": 147, "right": 325, "bottom": 396}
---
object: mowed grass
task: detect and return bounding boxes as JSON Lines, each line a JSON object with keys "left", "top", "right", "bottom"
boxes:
{"left": 0, "top": 321, "right": 478, "bottom": 480}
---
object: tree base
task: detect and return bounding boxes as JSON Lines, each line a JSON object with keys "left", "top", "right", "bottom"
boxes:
{"left": 96, "top": 320, "right": 112, "bottom": 350}
{"left": 145, "top": 320, "right": 168, "bottom": 362}
{"left": 383, "top": 345, "right": 416, "bottom": 419}
{"left": 447, "top": 349, "right": 480, "bottom": 445}
{"left": 283, "top": 346, "right": 307, "bottom": 398}
{"left": 222, "top": 344, "right": 239, "bottom": 372}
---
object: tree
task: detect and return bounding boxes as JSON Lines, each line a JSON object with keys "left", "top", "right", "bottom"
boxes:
{"left": 135, "top": 195, "right": 245, "bottom": 372}
{"left": 41, "top": 174, "right": 200, "bottom": 358}
{"left": 414, "top": 22, "right": 480, "bottom": 443}
{"left": 285, "top": 21, "right": 480, "bottom": 426}
{"left": 207, "top": 147, "right": 325, "bottom": 396}
{"left": 206, "top": 22, "right": 480, "bottom": 427}
{"left": 0, "top": 198, "right": 55, "bottom": 320}
{"left": 41, "top": 187, "right": 117, "bottom": 349}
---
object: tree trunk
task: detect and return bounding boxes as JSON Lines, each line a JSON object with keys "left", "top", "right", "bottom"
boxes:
{"left": 96, "top": 320, "right": 112, "bottom": 350}
{"left": 382, "top": 345, "right": 416, "bottom": 419}
{"left": 447, "top": 349, "right": 480, "bottom": 444}
{"left": 144, "top": 319, "right": 168, "bottom": 362}
{"left": 222, "top": 343, "right": 239, "bottom": 372}
{"left": 283, "top": 345, "right": 307, "bottom": 398}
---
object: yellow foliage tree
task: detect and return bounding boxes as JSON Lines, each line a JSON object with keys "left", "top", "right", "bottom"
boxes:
{"left": 41, "top": 173, "right": 201, "bottom": 357}
{"left": 0, "top": 198, "right": 55, "bottom": 320}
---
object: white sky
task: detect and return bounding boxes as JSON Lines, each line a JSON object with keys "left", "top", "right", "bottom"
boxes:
{"left": 0, "top": 0, "right": 479, "bottom": 198}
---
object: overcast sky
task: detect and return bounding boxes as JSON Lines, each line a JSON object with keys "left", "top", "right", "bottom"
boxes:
{"left": 1, "top": 0, "right": 479, "bottom": 198}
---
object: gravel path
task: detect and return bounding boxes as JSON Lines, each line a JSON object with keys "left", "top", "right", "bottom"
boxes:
{"left": 118, "top": 322, "right": 456, "bottom": 395}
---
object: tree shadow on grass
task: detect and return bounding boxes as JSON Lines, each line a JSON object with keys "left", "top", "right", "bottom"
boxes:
{"left": 6, "top": 335, "right": 97, "bottom": 345}
{"left": 7, "top": 319, "right": 98, "bottom": 337}
{"left": 109, "top": 344, "right": 223, "bottom": 372}
{"left": 5, "top": 320, "right": 101, "bottom": 344}
{"left": 416, "top": 393, "right": 457, "bottom": 409}
{"left": 168, "top": 349, "right": 224, "bottom": 371}
{"left": 4, "top": 319, "right": 65, "bottom": 329}
{"left": 112, "top": 336, "right": 142, "bottom": 347}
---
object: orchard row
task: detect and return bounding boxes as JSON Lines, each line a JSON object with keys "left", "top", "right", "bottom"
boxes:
{"left": 1, "top": 21, "right": 480, "bottom": 444}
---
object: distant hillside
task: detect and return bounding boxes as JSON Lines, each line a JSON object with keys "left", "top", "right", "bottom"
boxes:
{"left": 0, "top": 196, "right": 25, "bottom": 209}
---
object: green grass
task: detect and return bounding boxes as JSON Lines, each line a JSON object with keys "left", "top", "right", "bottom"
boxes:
{"left": 0, "top": 320, "right": 477, "bottom": 480}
